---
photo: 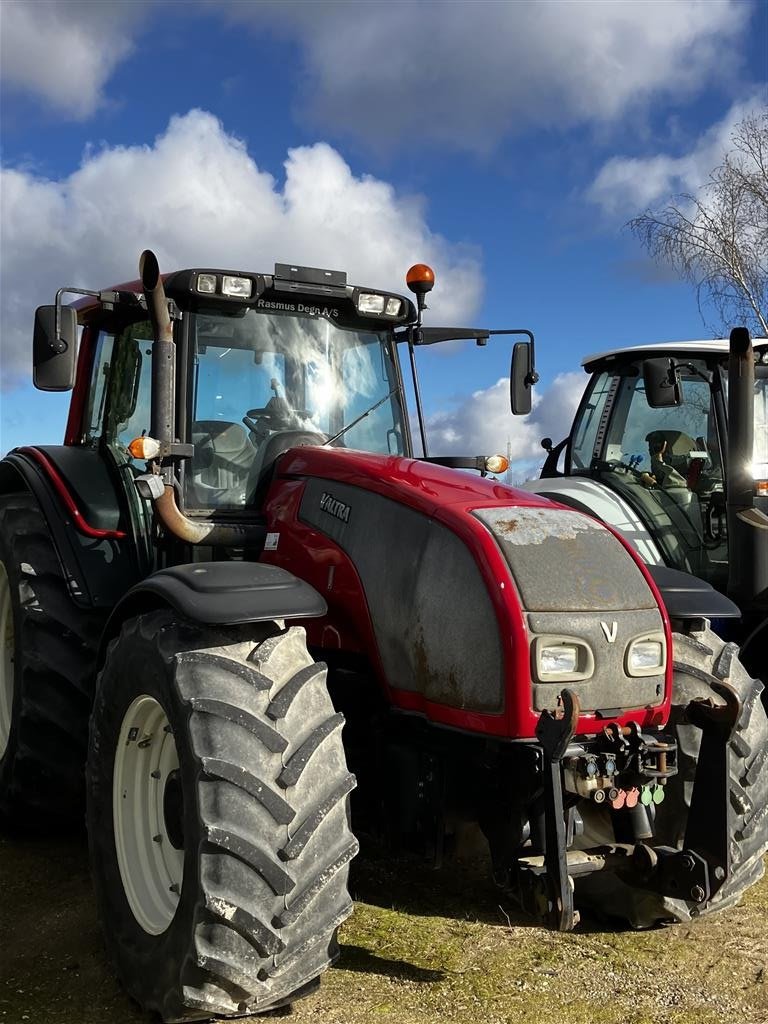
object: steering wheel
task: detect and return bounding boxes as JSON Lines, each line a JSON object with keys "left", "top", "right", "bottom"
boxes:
{"left": 242, "top": 399, "right": 313, "bottom": 444}
{"left": 605, "top": 458, "right": 644, "bottom": 479}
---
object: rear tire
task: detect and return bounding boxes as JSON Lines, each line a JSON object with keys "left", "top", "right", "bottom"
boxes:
{"left": 87, "top": 610, "right": 357, "bottom": 1021}
{"left": 0, "top": 493, "right": 97, "bottom": 824}
{"left": 577, "top": 624, "right": 768, "bottom": 927}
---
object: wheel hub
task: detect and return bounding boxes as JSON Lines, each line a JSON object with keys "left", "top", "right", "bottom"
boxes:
{"left": 162, "top": 769, "right": 185, "bottom": 851}
{"left": 113, "top": 694, "right": 184, "bottom": 934}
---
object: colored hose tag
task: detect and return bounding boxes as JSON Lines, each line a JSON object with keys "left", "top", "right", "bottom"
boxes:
{"left": 652, "top": 785, "right": 665, "bottom": 804}
{"left": 641, "top": 786, "right": 653, "bottom": 806}
{"left": 625, "top": 787, "right": 640, "bottom": 808}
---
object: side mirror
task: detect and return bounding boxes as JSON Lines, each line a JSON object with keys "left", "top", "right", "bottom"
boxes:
{"left": 642, "top": 357, "right": 681, "bottom": 408}
{"left": 510, "top": 341, "right": 533, "bottom": 415}
{"left": 33, "top": 305, "right": 78, "bottom": 391}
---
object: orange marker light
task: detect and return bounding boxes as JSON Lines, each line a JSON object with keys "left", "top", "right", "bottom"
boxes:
{"left": 128, "top": 435, "right": 161, "bottom": 460}
{"left": 485, "top": 454, "right": 509, "bottom": 475}
{"left": 406, "top": 263, "right": 435, "bottom": 295}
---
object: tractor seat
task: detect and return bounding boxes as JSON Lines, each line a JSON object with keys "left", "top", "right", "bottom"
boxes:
{"left": 190, "top": 420, "right": 255, "bottom": 508}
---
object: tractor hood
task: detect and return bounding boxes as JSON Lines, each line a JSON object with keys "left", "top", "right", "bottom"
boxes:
{"left": 264, "top": 446, "right": 672, "bottom": 740}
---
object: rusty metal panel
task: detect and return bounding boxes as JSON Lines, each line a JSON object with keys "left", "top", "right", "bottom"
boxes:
{"left": 473, "top": 507, "right": 655, "bottom": 612}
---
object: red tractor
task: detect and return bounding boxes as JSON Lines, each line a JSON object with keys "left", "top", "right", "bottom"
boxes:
{"left": 0, "top": 251, "right": 765, "bottom": 1021}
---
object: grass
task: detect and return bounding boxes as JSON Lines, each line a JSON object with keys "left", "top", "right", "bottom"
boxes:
{"left": 1, "top": 837, "right": 766, "bottom": 1024}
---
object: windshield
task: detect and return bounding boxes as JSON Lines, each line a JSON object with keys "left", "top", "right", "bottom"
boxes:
{"left": 185, "top": 307, "right": 406, "bottom": 510}
{"left": 569, "top": 360, "right": 728, "bottom": 588}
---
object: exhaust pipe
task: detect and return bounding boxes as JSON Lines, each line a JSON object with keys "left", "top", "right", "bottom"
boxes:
{"left": 139, "top": 249, "right": 265, "bottom": 547}
{"left": 140, "top": 250, "right": 175, "bottom": 451}
{"left": 726, "top": 327, "right": 768, "bottom": 607}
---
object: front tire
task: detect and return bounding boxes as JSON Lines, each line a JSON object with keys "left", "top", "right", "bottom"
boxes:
{"left": 87, "top": 611, "right": 357, "bottom": 1021}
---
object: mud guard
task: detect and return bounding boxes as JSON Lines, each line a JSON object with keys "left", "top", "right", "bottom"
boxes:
{"left": 0, "top": 449, "right": 138, "bottom": 610}
{"left": 98, "top": 561, "right": 327, "bottom": 663}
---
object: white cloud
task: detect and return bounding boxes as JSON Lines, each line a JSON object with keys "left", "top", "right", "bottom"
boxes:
{"left": 426, "top": 371, "right": 584, "bottom": 472}
{"left": 588, "top": 94, "right": 766, "bottom": 216}
{"left": 228, "top": 0, "right": 749, "bottom": 152}
{"left": 0, "top": 1, "right": 150, "bottom": 118}
{"left": 0, "top": 110, "right": 482, "bottom": 389}
{"left": 1, "top": 1, "right": 751, "bottom": 148}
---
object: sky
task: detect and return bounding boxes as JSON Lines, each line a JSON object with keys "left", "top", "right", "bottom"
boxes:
{"left": 1, "top": 0, "right": 766, "bottom": 479}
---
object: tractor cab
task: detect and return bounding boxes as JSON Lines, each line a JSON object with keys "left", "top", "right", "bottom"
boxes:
{"left": 556, "top": 340, "right": 768, "bottom": 591}
{"left": 55, "top": 263, "right": 417, "bottom": 516}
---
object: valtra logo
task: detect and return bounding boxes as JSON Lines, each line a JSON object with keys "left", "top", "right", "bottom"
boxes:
{"left": 319, "top": 491, "right": 351, "bottom": 524}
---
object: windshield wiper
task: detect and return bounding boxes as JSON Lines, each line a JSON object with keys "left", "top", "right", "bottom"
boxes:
{"left": 323, "top": 388, "right": 399, "bottom": 447}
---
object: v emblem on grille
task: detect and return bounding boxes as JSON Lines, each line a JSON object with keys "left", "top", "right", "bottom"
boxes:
{"left": 600, "top": 620, "right": 618, "bottom": 643}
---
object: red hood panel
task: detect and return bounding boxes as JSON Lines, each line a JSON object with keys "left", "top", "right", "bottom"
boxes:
{"left": 277, "top": 447, "right": 551, "bottom": 517}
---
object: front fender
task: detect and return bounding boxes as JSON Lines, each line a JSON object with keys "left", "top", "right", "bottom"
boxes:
{"left": 98, "top": 561, "right": 327, "bottom": 665}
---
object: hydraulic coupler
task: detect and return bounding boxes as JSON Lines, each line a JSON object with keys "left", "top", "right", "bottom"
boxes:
{"left": 516, "top": 682, "right": 740, "bottom": 930}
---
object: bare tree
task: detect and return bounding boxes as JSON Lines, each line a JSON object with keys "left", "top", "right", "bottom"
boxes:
{"left": 630, "top": 109, "right": 768, "bottom": 337}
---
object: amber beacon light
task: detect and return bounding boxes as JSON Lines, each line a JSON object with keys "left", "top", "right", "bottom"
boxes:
{"left": 406, "top": 264, "right": 435, "bottom": 308}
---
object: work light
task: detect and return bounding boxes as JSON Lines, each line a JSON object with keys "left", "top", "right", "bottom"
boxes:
{"left": 196, "top": 274, "right": 217, "bottom": 294}
{"left": 357, "top": 293, "right": 386, "bottom": 315}
{"left": 221, "top": 276, "right": 252, "bottom": 299}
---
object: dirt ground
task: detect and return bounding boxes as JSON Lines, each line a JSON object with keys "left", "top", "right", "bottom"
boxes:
{"left": 1, "top": 835, "right": 766, "bottom": 1024}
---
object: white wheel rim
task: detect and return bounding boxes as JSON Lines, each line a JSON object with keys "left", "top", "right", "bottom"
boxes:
{"left": 113, "top": 695, "right": 184, "bottom": 934}
{"left": 0, "top": 561, "right": 14, "bottom": 760}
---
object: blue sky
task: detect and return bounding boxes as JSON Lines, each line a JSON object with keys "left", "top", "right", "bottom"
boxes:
{"left": 1, "top": 0, "right": 766, "bottom": 475}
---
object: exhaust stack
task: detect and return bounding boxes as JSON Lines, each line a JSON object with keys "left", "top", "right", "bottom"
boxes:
{"left": 140, "top": 249, "right": 175, "bottom": 452}
{"left": 726, "top": 327, "right": 768, "bottom": 607}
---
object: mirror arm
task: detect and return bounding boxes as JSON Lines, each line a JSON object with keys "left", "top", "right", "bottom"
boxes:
{"left": 489, "top": 329, "right": 539, "bottom": 385}
{"left": 53, "top": 287, "right": 100, "bottom": 353}
{"left": 670, "top": 359, "right": 712, "bottom": 384}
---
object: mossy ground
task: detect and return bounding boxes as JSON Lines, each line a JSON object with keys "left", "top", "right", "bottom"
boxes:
{"left": 1, "top": 837, "right": 765, "bottom": 1024}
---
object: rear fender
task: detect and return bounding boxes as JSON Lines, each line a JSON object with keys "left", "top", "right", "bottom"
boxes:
{"left": 0, "top": 449, "right": 138, "bottom": 610}
{"left": 98, "top": 561, "right": 327, "bottom": 667}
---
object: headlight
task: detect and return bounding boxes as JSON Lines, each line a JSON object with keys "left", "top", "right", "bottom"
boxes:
{"left": 533, "top": 636, "right": 594, "bottom": 682}
{"left": 385, "top": 297, "right": 402, "bottom": 316}
{"left": 541, "top": 644, "right": 578, "bottom": 674}
{"left": 196, "top": 273, "right": 217, "bottom": 294}
{"left": 625, "top": 634, "right": 666, "bottom": 677}
{"left": 221, "top": 275, "right": 252, "bottom": 298}
{"left": 357, "top": 292, "right": 386, "bottom": 314}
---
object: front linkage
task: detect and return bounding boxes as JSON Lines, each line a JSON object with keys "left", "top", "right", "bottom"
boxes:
{"left": 516, "top": 686, "right": 740, "bottom": 930}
